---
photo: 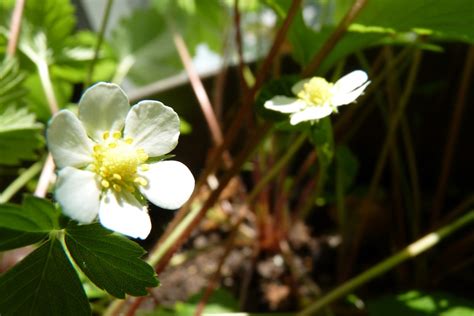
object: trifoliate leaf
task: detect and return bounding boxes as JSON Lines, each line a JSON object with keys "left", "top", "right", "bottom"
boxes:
{"left": 0, "top": 238, "right": 91, "bottom": 316}
{"left": 65, "top": 223, "right": 159, "bottom": 298}
{"left": 0, "top": 105, "right": 44, "bottom": 165}
{"left": 0, "top": 196, "right": 61, "bottom": 250}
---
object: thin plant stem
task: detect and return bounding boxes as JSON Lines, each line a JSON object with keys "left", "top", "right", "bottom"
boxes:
{"left": 368, "top": 50, "right": 422, "bottom": 206}
{"left": 201, "top": 0, "right": 302, "bottom": 179}
{"left": 0, "top": 159, "right": 44, "bottom": 203}
{"left": 194, "top": 132, "right": 308, "bottom": 314}
{"left": 341, "top": 49, "right": 422, "bottom": 280}
{"left": 6, "top": 0, "right": 25, "bottom": 57}
{"left": 248, "top": 133, "right": 306, "bottom": 201}
{"left": 146, "top": 1, "right": 302, "bottom": 270}
{"left": 302, "top": 0, "right": 368, "bottom": 77}
{"left": 298, "top": 210, "right": 474, "bottom": 316}
{"left": 147, "top": 203, "right": 201, "bottom": 266}
{"left": 400, "top": 117, "right": 421, "bottom": 239}
{"left": 169, "top": 23, "right": 223, "bottom": 146}
{"left": 234, "top": 0, "right": 249, "bottom": 94}
{"left": 153, "top": 123, "right": 272, "bottom": 275}
{"left": 85, "top": 0, "right": 114, "bottom": 87}
{"left": 432, "top": 47, "right": 474, "bottom": 222}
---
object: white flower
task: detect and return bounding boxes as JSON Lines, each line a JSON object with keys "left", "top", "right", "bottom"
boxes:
{"left": 47, "top": 82, "right": 195, "bottom": 239}
{"left": 264, "top": 70, "right": 370, "bottom": 125}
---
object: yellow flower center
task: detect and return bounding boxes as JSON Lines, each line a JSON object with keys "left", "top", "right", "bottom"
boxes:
{"left": 297, "top": 77, "right": 333, "bottom": 106}
{"left": 90, "top": 131, "right": 149, "bottom": 192}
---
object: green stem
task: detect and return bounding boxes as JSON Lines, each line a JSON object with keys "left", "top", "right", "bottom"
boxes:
{"left": 86, "top": 0, "right": 114, "bottom": 87}
{"left": 0, "top": 160, "right": 44, "bottom": 203}
{"left": 147, "top": 204, "right": 202, "bottom": 266}
{"left": 248, "top": 133, "right": 307, "bottom": 202}
{"left": 298, "top": 210, "right": 474, "bottom": 315}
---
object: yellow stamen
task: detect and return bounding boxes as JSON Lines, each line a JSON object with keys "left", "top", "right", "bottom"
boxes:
{"left": 112, "top": 131, "right": 121, "bottom": 139}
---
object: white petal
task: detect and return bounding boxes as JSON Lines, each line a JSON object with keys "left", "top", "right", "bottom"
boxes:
{"left": 47, "top": 110, "right": 94, "bottom": 168}
{"left": 78, "top": 82, "right": 130, "bottom": 142}
{"left": 55, "top": 167, "right": 100, "bottom": 223}
{"left": 333, "top": 70, "right": 369, "bottom": 95}
{"left": 289, "top": 106, "right": 333, "bottom": 125}
{"left": 264, "top": 96, "right": 306, "bottom": 113}
{"left": 124, "top": 101, "right": 180, "bottom": 157}
{"left": 99, "top": 191, "right": 151, "bottom": 239}
{"left": 291, "top": 78, "right": 311, "bottom": 95}
{"left": 331, "top": 81, "right": 370, "bottom": 106}
{"left": 139, "top": 160, "right": 194, "bottom": 210}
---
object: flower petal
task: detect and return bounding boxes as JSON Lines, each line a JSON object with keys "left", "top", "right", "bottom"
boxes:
{"left": 331, "top": 80, "right": 370, "bottom": 107}
{"left": 55, "top": 167, "right": 100, "bottom": 223}
{"left": 139, "top": 160, "right": 194, "bottom": 210}
{"left": 123, "top": 101, "right": 180, "bottom": 157}
{"left": 333, "top": 70, "right": 369, "bottom": 95}
{"left": 289, "top": 106, "right": 333, "bottom": 125}
{"left": 47, "top": 110, "right": 94, "bottom": 168}
{"left": 264, "top": 96, "right": 306, "bottom": 113}
{"left": 98, "top": 191, "right": 151, "bottom": 239}
{"left": 78, "top": 82, "right": 130, "bottom": 142}
{"left": 291, "top": 78, "right": 311, "bottom": 95}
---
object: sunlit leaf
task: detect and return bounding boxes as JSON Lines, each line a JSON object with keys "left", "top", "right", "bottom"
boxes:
{"left": 19, "top": 0, "right": 75, "bottom": 55}
{"left": 152, "top": 0, "right": 229, "bottom": 53}
{"left": 354, "top": 0, "right": 474, "bottom": 43}
{"left": 109, "top": 9, "right": 181, "bottom": 85}
{"left": 146, "top": 288, "right": 239, "bottom": 316}
{"left": 65, "top": 223, "right": 159, "bottom": 298}
{"left": 0, "top": 106, "right": 44, "bottom": 165}
{"left": 0, "top": 238, "right": 91, "bottom": 316}
{"left": 0, "top": 58, "right": 28, "bottom": 109}
{"left": 368, "top": 290, "right": 474, "bottom": 316}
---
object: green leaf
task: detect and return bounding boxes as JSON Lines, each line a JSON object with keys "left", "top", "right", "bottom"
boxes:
{"left": 147, "top": 288, "right": 239, "bottom": 316}
{"left": 0, "top": 196, "right": 60, "bottom": 232}
{"left": 23, "top": 71, "right": 73, "bottom": 121}
{"left": 368, "top": 290, "right": 474, "bottom": 316}
{"left": 309, "top": 117, "right": 334, "bottom": 169}
{"left": 109, "top": 8, "right": 181, "bottom": 85}
{"left": 0, "top": 238, "right": 91, "bottom": 316}
{"left": 0, "top": 105, "right": 44, "bottom": 165}
{"left": 0, "top": 229, "right": 45, "bottom": 251}
{"left": 354, "top": 0, "right": 474, "bottom": 43}
{"left": 152, "top": 0, "right": 229, "bottom": 53}
{"left": 0, "top": 196, "right": 61, "bottom": 250}
{"left": 0, "top": 58, "right": 28, "bottom": 109}
{"left": 65, "top": 223, "right": 159, "bottom": 298}
{"left": 19, "top": 0, "right": 75, "bottom": 56}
